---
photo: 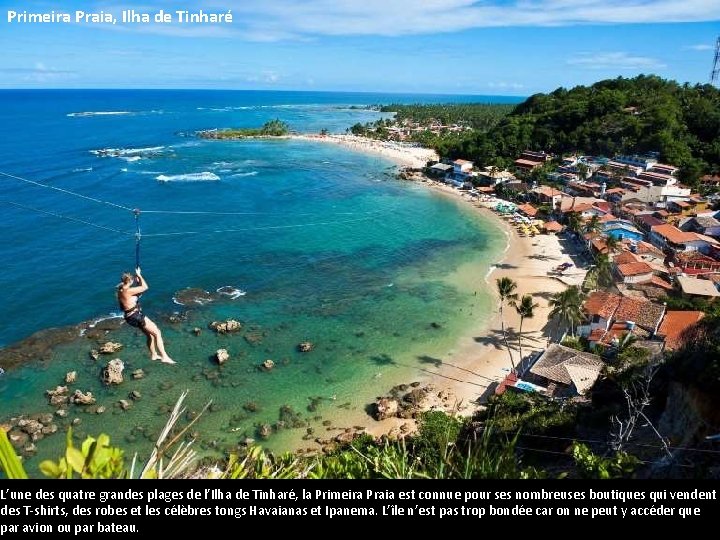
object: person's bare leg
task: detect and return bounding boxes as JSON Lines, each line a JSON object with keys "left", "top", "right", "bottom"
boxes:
{"left": 145, "top": 330, "right": 161, "bottom": 361}
{"left": 144, "top": 318, "right": 175, "bottom": 364}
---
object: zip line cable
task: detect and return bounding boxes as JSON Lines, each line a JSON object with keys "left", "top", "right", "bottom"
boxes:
{"left": 0, "top": 171, "right": 135, "bottom": 212}
{"left": 2, "top": 201, "right": 132, "bottom": 236}
{"left": 141, "top": 216, "right": 375, "bottom": 237}
{"left": 139, "top": 208, "right": 381, "bottom": 217}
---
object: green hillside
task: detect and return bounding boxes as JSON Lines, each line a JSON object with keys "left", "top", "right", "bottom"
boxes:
{"left": 435, "top": 75, "right": 720, "bottom": 184}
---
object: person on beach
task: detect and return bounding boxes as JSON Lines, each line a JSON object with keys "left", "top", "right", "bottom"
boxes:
{"left": 117, "top": 268, "right": 175, "bottom": 364}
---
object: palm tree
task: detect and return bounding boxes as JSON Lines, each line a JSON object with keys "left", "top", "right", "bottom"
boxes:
{"left": 567, "top": 212, "right": 582, "bottom": 237}
{"left": 605, "top": 234, "right": 620, "bottom": 254}
{"left": 585, "top": 214, "right": 601, "bottom": 235}
{"left": 496, "top": 277, "right": 518, "bottom": 372}
{"left": 548, "top": 285, "right": 585, "bottom": 341}
{"left": 512, "top": 294, "right": 539, "bottom": 365}
{"left": 593, "top": 254, "right": 614, "bottom": 289}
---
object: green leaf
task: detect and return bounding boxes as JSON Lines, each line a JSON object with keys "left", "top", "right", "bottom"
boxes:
{"left": 0, "top": 429, "right": 28, "bottom": 479}
{"left": 66, "top": 447, "right": 86, "bottom": 474}
{"left": 81, "top": 437, "right": 96, "bottom": 457}
{"left": 39, "top": 460, "right": 61, "bottom": 478}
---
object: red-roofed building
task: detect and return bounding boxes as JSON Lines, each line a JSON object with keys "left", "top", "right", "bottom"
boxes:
{"left": 614, "top": 251, "right": 640, "bottom": 265}
{"left": 517, "top": 203, "right": 538, "bottom": 217}
{"left": 657, "top": 311, "right": 705, "bottom": 351}
{"left": 673, "top": 251, "right": 720, "bottom": 276}
{"left": 615, "top": 261, "right": 654, "bottom": 284}
{"left": 543, "top": 220, "right": 563, "bottom": 233}
{"left": 650, "top": 224, "right": 720, "bottom": 254}
{"left": 581, "top": 291, "right": 622, "bottom": 335}
{"left": 614, "top": 296, "right": 666, "bottom": 334}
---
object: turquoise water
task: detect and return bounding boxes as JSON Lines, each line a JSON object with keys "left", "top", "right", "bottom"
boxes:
{"left": 0, "top": 90, "right": 509, "bottom": 471}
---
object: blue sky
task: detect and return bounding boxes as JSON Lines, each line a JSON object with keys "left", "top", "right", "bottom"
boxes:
{"left": 1, "top": 0, "right": 718, "bottom": 94}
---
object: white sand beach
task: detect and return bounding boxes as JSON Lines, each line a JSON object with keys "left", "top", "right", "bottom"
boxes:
{"left": 293, "top": 134, "right": 439, "bottom": 169}
{"left": 356, "top": 176, "right": 587, "bottom": 438}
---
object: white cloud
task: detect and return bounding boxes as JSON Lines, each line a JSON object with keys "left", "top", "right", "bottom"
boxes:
{"left": 566, "top": 51, "right": 666, "bottom": 70}
{"left": 684, "top": 43, "right": 715, "bottom": 50}
{"left": 87, "top": 0, "right": 720, "bottom": 39}
{"left": 0, "top": 63, "right": 76, "bottom": 82}
{"left": 246, "top": 70, "right": 282, "bottom": 84}
{"left": 486, "top": 81, "right": 525, "bottom": 89}
{"left": 219, "top": 0, "right": 720, "bottom": 39}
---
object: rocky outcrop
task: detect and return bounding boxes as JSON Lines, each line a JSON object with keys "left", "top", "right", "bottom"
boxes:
{"left": 209, "top": 320, "right": 242, "bottom": 334}
{"left": 131, "top": 369, "right": 145, "bottom": 380}
{"left": 46, "top": 385, "right": 69, "bottom": 406}
{"left": 65, "top": 371, "right": 77, "bottom": 384}
{"left": 659, "top": 382, "right": 720, "bottom": 448}
{"left": 99, "top": 342, "right": 123, "bottom": 354}
{"left": 261, "top": 359, "right": 275, "bottom": 371}
{"left": 373, "top": 398, "right": 399, "bottom": 420}
{"left": 129, "top": 390, "right": 141, "bottom": 401}
{"left": 118, "top": 399, "right": 132, "bottom": 411}
{"left": 102, "top": 358, "right": 124, "bottom": 385}
{"left": 70, "top": 390, "right": 96, "bottom": 405}
{"left": 215, "top": 349, "right": 229, "bottom": 365}
{"left": 297, "top": 341, "right": 313, "bottom": 353}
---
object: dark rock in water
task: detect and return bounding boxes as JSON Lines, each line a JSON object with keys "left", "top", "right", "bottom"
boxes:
{"left": 307, "top": 396, "right": 322, "bottom": 412}
{"left": 41, "top": 424, "right": 58, "bottom": 435}
{"left": 0, "top": 325, "right": 86, "bottom": 371}
{"left": 70, "top": 390, "right": 96, "bottom": 406}
{"left": 89, "top": 349, "right": 99, "bottom": 361}
{"left": 99, "top": 342, "right": 123, "bottom": 354}
{"left": 131, "top": 369, "right": 145, "bottom": 380}
{"left": 174, "top": 287, "right": 216, "bottom": 306}
{"left": 209, "top": 319, "right": 242, "bottom": 334}
{"left": 410, "top": 381, "right": 421, "bottom": 388}
{"left": 192, "top": 327, "right": 202, "bottom": 336}
{"left": 8, "top": 430, "right": 29, "bottom": 448}
{"left": 261, "top": 359, "right": 274, "bottom": 371}
{"left": 159, "top": 381, "right": 174, "bottom": 391}
{"left": 373, "top": 398, "right": 399, "bottom": 421}
{"left": 257, "top": 423, "right": 272, "bottom": 440}
{"left": 322, "top": 420, "right": 332, "bottom": 426}
{"left": 242, "top": 437, "right": 255, "bottom": 446}
{"left": 297, "top": 341, "right": 313, "bottom": 353}
{"left": 96, "top": 406, "right": 106, "bottom": 415}
{"left": 102, "top": 358, "right": 124, "bottom": 385}
{"left": 430, "top": 322, "right": 442, "bottom": 329}
{"left": 215, "top": 349, "right": 230, "bottom": 365}
{"left": 118, "top": 399, "right": 132, "bottom": 411}
{"left": 71, "top": 418, "right": 82, "bottom": 426}
{"left": 244, "top": 331, "right": 264, "bottom": 346}
{"left": 129, "top": 390, "right": 141, "bottom": 401}
{"left": 243, "top": 402, "right": 259, "bottom": 413}
{"left": 55, "top": 409, "right": 68, "bottom": 418}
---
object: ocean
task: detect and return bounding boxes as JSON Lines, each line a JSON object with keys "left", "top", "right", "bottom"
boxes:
{"left": 0, "top": 89, "right": 515, "bottom": 470}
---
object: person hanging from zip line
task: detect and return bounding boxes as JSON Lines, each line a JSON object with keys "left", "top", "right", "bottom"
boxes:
{"left": 117, "top": 267, "right": 175, "bottom": 364}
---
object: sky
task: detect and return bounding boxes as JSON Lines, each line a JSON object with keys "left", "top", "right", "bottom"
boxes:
{"left": 0, "top": 0, "right": 718, "bottom": 95}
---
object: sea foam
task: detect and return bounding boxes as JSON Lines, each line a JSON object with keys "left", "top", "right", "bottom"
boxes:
{"left": 156, "top": 172, "right": 220, "bottom": 182}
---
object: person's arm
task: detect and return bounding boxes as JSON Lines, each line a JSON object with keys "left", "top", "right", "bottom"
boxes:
{"left": 128, "top": 268, "right": 149, "bottom": 295}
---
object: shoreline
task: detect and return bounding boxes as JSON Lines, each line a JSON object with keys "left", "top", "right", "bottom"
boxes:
{"left": 291, "top": 134, "right": 439, "bottom": 169}
{"left": 0, "top": 134, "right": 584, "bottom": 457}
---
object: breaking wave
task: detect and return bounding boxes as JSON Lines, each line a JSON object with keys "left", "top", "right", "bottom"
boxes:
{"left": 67, "top": 111, "right": 133, "bottom": 117}
{"left": 156, "top": 172, "right": 220, "bottom": 182}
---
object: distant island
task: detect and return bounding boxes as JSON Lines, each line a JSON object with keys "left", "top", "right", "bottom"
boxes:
{"left": 198, "top": 119, "right": 290, "bottom": 139}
